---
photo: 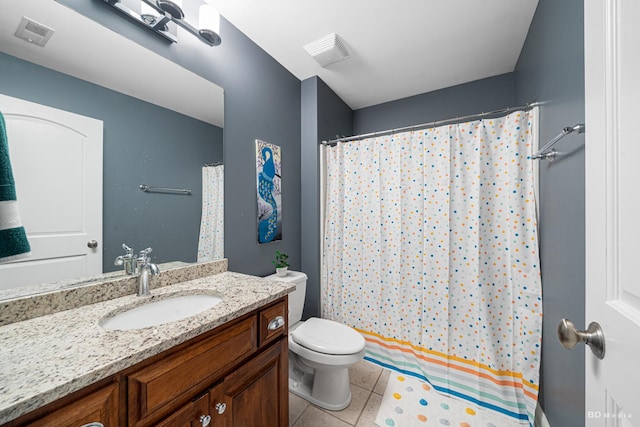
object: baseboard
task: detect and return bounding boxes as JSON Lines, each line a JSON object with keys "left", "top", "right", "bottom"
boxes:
{"left": 535, "top": 403, "right": 551, "bottom": 427}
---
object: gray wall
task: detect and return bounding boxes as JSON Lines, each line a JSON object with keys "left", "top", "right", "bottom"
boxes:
{"left": 0, "top": 52, "right": 222, "bottom": 270}
{"left": 300, "top": 77, "right": 353, "bottom": 319}
{"left": 59, "top": 0, "right": 302, "bottom": 276}
{"left": 353, "top": 73, "right": 516, "bottom": 134}
{"left": 514, "top": 0, "right": 585, "bottom": 425}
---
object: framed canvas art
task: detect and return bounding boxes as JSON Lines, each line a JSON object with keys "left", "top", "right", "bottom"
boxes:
{"left": 256, "top": 139, "right": 282, "bottom": 243}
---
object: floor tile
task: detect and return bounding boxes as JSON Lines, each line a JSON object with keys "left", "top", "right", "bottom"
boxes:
{"left": 289, "top": 392, "right": 309, "bottom": 426}
{"left": 355, "top": 392, "right": 383, "bottom": 427}
{"left": 373, "top": 369, "right": 390, "bottom": 395}
{"left": 293, "top": 405, "right": 352, "bottom": 427}
{"left": 324, "top": 384, "right": 370, "bottom": 425}
{"left": 350, "top": 360, "right": 383, "bottom": 391}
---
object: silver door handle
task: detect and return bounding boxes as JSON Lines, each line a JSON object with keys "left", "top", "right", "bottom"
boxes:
{"left": 87, "top": 240, "right": 98, "bottom": 249}
{"left": 557, "top": 318, "right": 605, "bottom": 359}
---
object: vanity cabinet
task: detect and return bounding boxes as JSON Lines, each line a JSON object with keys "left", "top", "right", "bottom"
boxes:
{"left": 127, "top": 315, "right": 259, "bottom": 426}
{"left": 130, "top": 298, "right": 288, "bottom": 427}
{"left": 5, "top": 297, "right": 288, "bottom": 427}
{"left": 155, "top": 338, "right": 287, "bottom": 427}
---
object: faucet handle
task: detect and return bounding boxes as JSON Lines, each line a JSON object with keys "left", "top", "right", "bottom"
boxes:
{"left": 116, "top": 244, "right": 138, "bottom": 275}
{"left": 139, "top": 247, "right": 153, "bottom": 257}
{"left": 137, "top": 247, "right": 153, "bottom": 265}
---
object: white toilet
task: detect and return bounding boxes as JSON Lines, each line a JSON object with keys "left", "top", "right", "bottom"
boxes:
{"left": 266, "top": 271, "right": 366, "bottom": 411}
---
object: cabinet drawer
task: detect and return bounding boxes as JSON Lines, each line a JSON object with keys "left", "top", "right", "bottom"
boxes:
{"left": 127, "top": 316, "right": 257, "bottom": 426}
{"left": 259, "top": 299, "right": 287, "bottom": 347}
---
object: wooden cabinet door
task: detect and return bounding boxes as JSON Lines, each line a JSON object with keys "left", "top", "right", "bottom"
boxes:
{"left": 24, "top": 383, "right": 118, "bottom": 427}
{"left": 219, "top": 338, "right": 288, "bottom": 427}
{"left": 155, "top": 393, "right": 210, "bottom": 427}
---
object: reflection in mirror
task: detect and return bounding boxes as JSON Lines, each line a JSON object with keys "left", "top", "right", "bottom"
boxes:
{"left": 0, "top": 0, "right": 224, "bottom": 299}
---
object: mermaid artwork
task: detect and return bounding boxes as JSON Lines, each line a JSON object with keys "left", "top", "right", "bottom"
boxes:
{"left": 257, "top": 146, "right": 279, "bottom": 243}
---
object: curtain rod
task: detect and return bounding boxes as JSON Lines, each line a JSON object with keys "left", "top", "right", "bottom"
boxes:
{"left": 321, "top": 102, "right": 538, "bottom": 146}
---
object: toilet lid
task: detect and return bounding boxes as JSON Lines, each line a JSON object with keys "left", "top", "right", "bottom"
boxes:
{"left": 291, "top": 317, "right": 366, "bottom": 355}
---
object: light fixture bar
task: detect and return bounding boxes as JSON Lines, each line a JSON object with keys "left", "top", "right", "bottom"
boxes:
{"left": 102, "top": 0, "right": 221, "bottom": 46}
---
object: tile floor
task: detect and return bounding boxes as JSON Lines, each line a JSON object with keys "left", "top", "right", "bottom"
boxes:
{"left": 289, "top": 360, "right": 389, "bottom": 427}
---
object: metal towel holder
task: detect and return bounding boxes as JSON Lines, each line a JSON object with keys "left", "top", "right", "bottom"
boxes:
{"left": 139, "top": 184, "right": 191, "bottom": 195}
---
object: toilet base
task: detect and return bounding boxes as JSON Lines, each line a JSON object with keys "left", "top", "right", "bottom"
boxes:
{"left": 288, "top": 375, "right": 352, "bottom": 411}
{"left": 287, "top": 319, "right": 366, "bottom": 411}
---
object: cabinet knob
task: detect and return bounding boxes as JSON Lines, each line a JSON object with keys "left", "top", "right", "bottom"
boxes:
{"left": 87, "top": 240, "right": 98, "bottom": 249}
{"left": 199, "top": 414, "right": 211, "bottom": 427}
{"left": 268, "top": 316, "right": 285, "bottom": 331}
{"left": 80, "top": 423, "right": 104, "bottom": 427}
{"left": 215, "top": 402, "right": 227, "bottom": 414}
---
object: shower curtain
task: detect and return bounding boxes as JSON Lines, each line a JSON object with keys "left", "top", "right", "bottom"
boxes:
{"left": 197, "top": 165, "right": 224, "bottom": 261}
{"left": 321, "top": 109, "right": 541, "bottom": 425}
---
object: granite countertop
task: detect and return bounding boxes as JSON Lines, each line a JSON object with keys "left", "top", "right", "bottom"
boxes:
{"left": 0, "top": 271, "right": 295, "bottom": 425}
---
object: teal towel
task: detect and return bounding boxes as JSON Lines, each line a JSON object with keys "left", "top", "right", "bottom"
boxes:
{"left": 0, "top": 110, "right": 31, "bottom": 262}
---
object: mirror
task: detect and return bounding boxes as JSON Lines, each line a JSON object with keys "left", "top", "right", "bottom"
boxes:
{"left": 0, "top": 0, "right": 224, "bottom": 299}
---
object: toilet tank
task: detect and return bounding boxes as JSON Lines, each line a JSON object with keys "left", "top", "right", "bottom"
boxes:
{"left": 265, "top": 271, "right": 308, "bottom": 325}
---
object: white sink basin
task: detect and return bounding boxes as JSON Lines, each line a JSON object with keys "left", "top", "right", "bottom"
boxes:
{"left": 101, "top": 294, "right": 223, "bottom": 331}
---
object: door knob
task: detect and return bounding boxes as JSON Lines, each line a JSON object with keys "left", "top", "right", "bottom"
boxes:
{"left": 87, "top": 240, "right": 98, "bottom": 249}
{"left": 199, "top": 414, "right": 211, "bottom": 427}
{"left": 557, "top": 318, "right": 605, "bottom": 359}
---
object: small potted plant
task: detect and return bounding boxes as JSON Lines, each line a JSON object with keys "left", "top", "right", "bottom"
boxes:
{"left": 273, "top": 251, "right": 290, "bottom": 277}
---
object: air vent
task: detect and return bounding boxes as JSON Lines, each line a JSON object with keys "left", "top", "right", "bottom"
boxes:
{"left": 304, "top": 33, "right": 350, "bottom": 68}
{"left": 15, "top": 17, "right": 55, "bottom": 47}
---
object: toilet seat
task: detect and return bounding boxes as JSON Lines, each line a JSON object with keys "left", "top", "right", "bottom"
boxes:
{"left": 291, "top": 317, "right": 365, "bottom": 355}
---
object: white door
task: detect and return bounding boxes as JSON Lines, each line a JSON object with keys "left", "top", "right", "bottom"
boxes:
{"left": 585, "top": 0, "right": 640, "bottom": 425}
{"left": 0, "top": 94, "right": 103, "bottom": 290}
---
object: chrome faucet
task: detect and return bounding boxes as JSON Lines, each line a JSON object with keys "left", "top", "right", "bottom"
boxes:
{"left": 136, "top": 247, "right": 160, "bottom": 297}
{"left": 114, "top": 244, "right": 137, "bottom": 275}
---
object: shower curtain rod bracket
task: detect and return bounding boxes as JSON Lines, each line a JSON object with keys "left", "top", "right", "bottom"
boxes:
{"left": 531, "top": 123, "right": 585, "bottom": 161}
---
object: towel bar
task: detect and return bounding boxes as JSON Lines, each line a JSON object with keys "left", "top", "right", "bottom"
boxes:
{"left": 139, "top": 184, "right": 191, "bottom": 195}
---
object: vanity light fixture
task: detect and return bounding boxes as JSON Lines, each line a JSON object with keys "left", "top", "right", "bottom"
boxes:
{"left": 102, "top": 0, "right": 221, "bottom": 46}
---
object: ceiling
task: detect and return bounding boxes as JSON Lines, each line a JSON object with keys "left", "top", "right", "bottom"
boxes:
{"left": 0, "top": 0, "right": 224, "bottom": 127}
{"left": 205, "top": 0, "right": 539, "bottom": 109}
{"left": 0, "top": 1, "right": 538, "bottom": 119}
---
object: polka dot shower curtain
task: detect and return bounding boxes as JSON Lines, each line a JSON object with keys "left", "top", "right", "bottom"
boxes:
{"left": 321, "top": 108, "right": 542, "bottom": 425}
{"left": 197, "top": 165, "right": 224, "bottom": 261}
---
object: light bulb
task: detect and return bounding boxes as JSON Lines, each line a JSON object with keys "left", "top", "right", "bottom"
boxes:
{"left": 198, "top": 5, "right": 221, "bottom": 45}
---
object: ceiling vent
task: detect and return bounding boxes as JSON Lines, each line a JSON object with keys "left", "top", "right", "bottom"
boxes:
{"left": 304, "top": 33, "right": 349, "bottom": 68}
{"left": 15, "top": 17, "right": 55, "bottom": 47}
